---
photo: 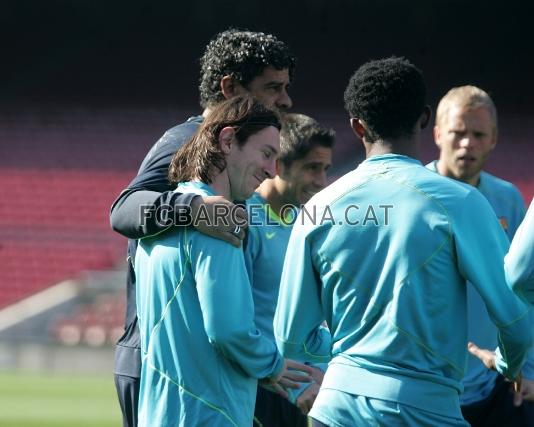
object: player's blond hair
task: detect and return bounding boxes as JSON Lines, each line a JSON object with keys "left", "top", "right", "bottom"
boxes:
{"left": 435, "top": 85, "right": 497, "bottom": 134}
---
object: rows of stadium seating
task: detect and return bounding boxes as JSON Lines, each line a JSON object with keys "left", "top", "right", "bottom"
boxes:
{"left": 0, "top": 109, "right": 532, "bottom": 340}
{"left": 0, "top": 109, "right": 173, "bottom": 310}
{"left": 0, "top": 169, "right": 129, "bottom": 308}
{"left": 50, "top": 293, "right": 125, "bottom": 346}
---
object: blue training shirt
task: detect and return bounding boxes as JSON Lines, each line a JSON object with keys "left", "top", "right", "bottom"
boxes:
{"left": 245, "top": 193, "right": 295, "bottom": 339}
{"left": 245, "top": 192, "right": 324, "bottom": 403}
{"left": 507, "top": 198, "right": 534, "bottom": 305}
{"left": 427, "top": 161, "right": 531, "bottom": 403}
{"left": 135, "top": 182, "right": 283, "bottom": 427}
{"left": 274, "top": 154, "right": 532, "bottom": 421}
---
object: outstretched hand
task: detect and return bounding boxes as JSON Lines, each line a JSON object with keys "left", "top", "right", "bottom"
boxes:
{"left": 191, "top": 196, "right": 248, "bottom": 247}
{"left": 468, "top": 341, "right": 523, "bottom": 397}
{"left": 467, "top": 342, "right": 497, "bottom": 370}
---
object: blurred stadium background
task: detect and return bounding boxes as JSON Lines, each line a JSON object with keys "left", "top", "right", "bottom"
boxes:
{"left": 1, "top": 1, "right": 533, "bottom": 425}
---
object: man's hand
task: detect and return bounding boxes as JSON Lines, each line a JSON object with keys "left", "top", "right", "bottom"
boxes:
{"left": 468, "top": 341, "right": 523, "bottom": 393}
{"left": 468, "top": 342, "right": 497, "bottom": 370}
{"left": 260, "top": 359, "right": 314, "bottom": 400}
{"left": 191, "top": 196, "right": 248, "bottom": 247}
{"left": 513, "top": 378, "right": 534, "bottom": 406}
{"left": 296, "top": 383, "right": 320, "bottom": 415}
{"left": 295, "top": 367, "right": 324, "bottom": 415}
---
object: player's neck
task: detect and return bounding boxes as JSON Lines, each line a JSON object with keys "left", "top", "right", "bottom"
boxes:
{"left": 209, "top": 171, "right": 232, "bottom": 201}
{"left": 436, "top": 161, "right": 481, "bottom": 187}
{"left": 257, "top": 179, "right": 291, "bottom": 218}
{"left": 365, "top": 138, "right": 419, "bottom": 160}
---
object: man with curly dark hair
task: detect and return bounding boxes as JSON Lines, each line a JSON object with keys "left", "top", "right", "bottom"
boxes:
{"left": 199, "top": 29, "right": 295, "bottom": 109}
{"left": 109, "top": 29, "right": 296, "bottom": 427}
{"left": 274, "top": 57, "right": 532, "bottom": 426}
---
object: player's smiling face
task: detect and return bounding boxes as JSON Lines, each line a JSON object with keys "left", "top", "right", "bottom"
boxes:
{"left": 434, "top": 105, "right": 496, "bottom": 186}
{"left": 226, "top": 126, "right": 280, "bottom": 200}
{"left": 279, "top": 145, "right": 332, "bottom": 205}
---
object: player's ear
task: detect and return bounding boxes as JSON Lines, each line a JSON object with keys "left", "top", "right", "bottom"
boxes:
{"left": 490, "top": 131, "right": 497, "bottom": 150}
{"left": 420, "top": 105, "right": 432, "bottom": 129}
{"left": 433, "top": 125, "right": 442, "bottom": 148}
{"left": 218, "top": 126, "right": 236, "bottom": 154}
{"left": 220, "top": 76, "right": 246, "bottom": 99}
{"left": 350, "top": 118, "right": 366, "bottom": 139}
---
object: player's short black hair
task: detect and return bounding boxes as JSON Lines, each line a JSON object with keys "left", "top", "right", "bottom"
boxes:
{"left": 344, "top": 57, "right": 426, "bottom": 142}
{"left": 199, "top": 29, "right": 297, "bottom": 108}
{"left": 279, "top": 113, "right": 335, "bottom": 167}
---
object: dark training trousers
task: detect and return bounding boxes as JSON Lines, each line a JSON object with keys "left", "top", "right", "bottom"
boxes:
{"left": 462, "top": 376, "right": 534, "bottom": 427}
{"left": 254, "top": 385, "right": 309, "bottom": 427}
{"left": 114, "top": 374, "right": 140, "bottom": 427}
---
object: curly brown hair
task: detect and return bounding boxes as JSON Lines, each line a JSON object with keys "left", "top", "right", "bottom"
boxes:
{"left": 199, "top": 29, "right": 296, "bottom": 108}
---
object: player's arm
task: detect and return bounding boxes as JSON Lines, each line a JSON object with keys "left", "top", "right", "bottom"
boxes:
{"left": 274, "top": 214, "right": 332, "bottom": 364}
{"left": 190, "top": 233, "right": 284, "bottom": 380}
{"left": 456, "top": 191, "right": 533, "bottom": 381}
{"left": 111, "top": 187, "right": 246, "bottom": 246}
{"left": 110, "top": 125, "right": 246, "bottom": 244}
{"left": 111, "top": 185, "right": 198, "bottom": 239}
{"left": 506, "top": 198, "right": 534, "bottom": 304}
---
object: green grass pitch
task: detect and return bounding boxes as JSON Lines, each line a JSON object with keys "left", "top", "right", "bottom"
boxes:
{"left": 0, "top": 371, "right": 122, "bottom": 427}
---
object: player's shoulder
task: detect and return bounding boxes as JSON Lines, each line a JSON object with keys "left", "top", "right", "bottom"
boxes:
{"left": 310, "top": 168, "right": 359, "bottom": 206}
{"left": 480, "top": 171, "right": 522, "bottom": 195}
{"left": 159, "top": 116, "right": 203, "bottom": 147}
{"left": 424, "top": 159, "right": 438, "bottom": 172}
{"left": 414, "top": 167, "right": 492, "bottom": 219}
{"left": 136, "top": 227, "right": 184, "bottom": 265}
{"left": 420, "top": 160, "right": 479, "bottom": 199}
{"left": 164, "top": 115, "right": 203, "bottom": 135}
{"left": 138, "top": 116, "right": 203, "bottom": 171}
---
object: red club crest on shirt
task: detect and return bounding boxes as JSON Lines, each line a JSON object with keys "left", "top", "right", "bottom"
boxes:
{"left": 499, "top": 217, "right": 509, "bottom": 231}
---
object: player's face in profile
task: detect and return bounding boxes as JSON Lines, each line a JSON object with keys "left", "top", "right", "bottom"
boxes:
{"left": 279, "top": 145, "right": 332, "bottom": 205}
{"left": 241, "top": 66, "right": 293, "bottom": 111}
{"left": 227, "top": 126, "right": 280, "bottom": 200}
{"left": 435, "top": 105, "right": 496, "bottom": 186}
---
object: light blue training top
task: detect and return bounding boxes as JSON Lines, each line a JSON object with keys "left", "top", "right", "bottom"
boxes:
{"left": 135, "top": 181, "right": 283, "bottom": 427}
{"left": 245, "top": 192, "right": 295, "bottom": 340}
{"left": 507, "top": 198, "right": 534, "bottom": 305}
{"left": 245, "top": 192, "right": 324, "bottom": 403}
{"left": 274, "top": 154, "right": 532, "bottom": 420}
{"left": 427, "top": 161, "right": 531, "bottom": 404}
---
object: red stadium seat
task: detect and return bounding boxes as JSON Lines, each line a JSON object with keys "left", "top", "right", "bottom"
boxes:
{"left": 0, "top": 169, "right": 132, "bottom": 308}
